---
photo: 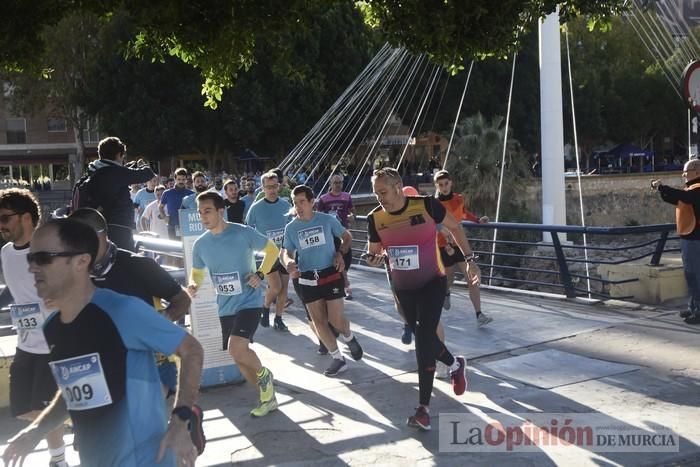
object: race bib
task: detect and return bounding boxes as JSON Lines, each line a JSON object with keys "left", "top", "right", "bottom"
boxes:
{"left": 10, "top": 303, "right": 43, "bottom": 330}
{"left": 266, "top": 228, "right": 285, "bottom": 247}
{"left": 49, "top": 353, "right": 113, "bottom": 411}
{"left": 298, "top": 226, "right": 327, "bottom": 250}
{"left": 387, "top": 245, "right": 420, "bottom": 270}
{"left": 212, "top": 272, "right": 243, "bottom": 296}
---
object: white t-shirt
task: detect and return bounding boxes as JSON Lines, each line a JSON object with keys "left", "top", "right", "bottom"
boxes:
{"left": 1, "top": 242, "right": 52, "bottom": 353}
{"left": 140, "top": 199, "right": 169, "bottom": 238}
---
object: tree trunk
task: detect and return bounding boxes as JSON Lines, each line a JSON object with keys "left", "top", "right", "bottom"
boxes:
{"left": 71, "top": 123, "right": 86, "bottom": 187}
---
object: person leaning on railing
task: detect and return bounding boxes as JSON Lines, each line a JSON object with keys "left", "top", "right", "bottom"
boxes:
{"left": 651, "top": 158, "right": 700, "bottom": 324}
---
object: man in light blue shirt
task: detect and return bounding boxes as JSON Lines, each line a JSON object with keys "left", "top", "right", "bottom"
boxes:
{"left": 245, "top": 172, "right": 293, "bottom": 331}
{"left": 281, "top": 185, "right": 363, "bottom": 377}
{"left": 188, "top": 192, "right": 280, "bottom": 417}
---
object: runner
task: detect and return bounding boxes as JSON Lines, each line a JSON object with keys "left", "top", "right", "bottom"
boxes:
{"left": 245, "top": 171, "right": 292, "bottom": 331}
{"left": 159, "top": 168, "right": 194, "bottom": 240}
{"left": 281, "top": 185, "right": 364, "bottom": 377}
{"left": 181, "top": 171, "right": 209, "bottom": 210}
{"left": 317, "top": 173, "right": 357, "bottom": 300}
{"left": 69, "top": 209, "right": 195, "bottom": 406}
{"left": 1, "top": 218, "right": 204, "bottom": 467}
{"left": 433, "top": 170, "right": 492, "bottom": 325}
{"left": 0, "top": 189, "right": 68, "bottom": 467}
{"left": 223, "top": 179, "right": 246, "bottom": 223}
{"left": 139, "top": 184, "right": 168, "bottom": 238}
{"left": 365, "top": 167, "right": 471, "bottom": 431}
{"left": 188, "top": 191, "right": 280, "bottom": 417}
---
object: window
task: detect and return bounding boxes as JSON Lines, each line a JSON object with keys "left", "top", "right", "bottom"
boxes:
{"left": 47, "top": 117, "right": 67, "bottom": 132}
{"left": 6, "top": 118, "right": 26, "bottom": 144}
{"left": 82, "top": 117, "right": 100, "bottom": 143}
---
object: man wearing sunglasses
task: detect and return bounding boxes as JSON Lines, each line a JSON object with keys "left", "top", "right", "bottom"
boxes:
{"left": 2, "top": 218, "right": 204, "bottom": 467}
{"left": 0, "top": 188, "right": 69, "bottom": 467}
{"left": 69, "top": 209, "right": 194, "bottom": 405}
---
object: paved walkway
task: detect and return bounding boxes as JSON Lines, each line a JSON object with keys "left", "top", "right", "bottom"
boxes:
{"left": 1, "top": 268, "right": 699, "bottom": 466}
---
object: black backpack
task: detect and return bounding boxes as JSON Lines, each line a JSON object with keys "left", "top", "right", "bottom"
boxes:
{"left": 70, "top": 172, "right": 101, "bottom": 213}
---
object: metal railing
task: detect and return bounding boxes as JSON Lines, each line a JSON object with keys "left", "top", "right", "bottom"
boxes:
{"left": 352, "top": 217, "right": 679, "bottom": 300}
{"left": 135, "top": 220, "right": 680, "bottom": 301}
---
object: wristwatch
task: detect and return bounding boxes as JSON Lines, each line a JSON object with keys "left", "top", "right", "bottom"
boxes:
{"left": 172, "top": 406, "right": 193, "bottom": 423}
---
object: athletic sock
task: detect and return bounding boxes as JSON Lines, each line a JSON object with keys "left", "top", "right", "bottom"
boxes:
{"left": 339, "top": 331, "right": 354, "bottom": 343}
{"left": 476, "top": 311, "right": 482, "bottom": 317}
{"left": 49, "top": 445, "right": 66, "bottom": 462}
{"left": 330, "top": 348, "right": 343, "bottom": 360}
{"left": 256, "top": 367, "right": 267, "bottom": 379}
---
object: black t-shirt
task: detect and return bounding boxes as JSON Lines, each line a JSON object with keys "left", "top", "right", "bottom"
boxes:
{"left": 93, "top": 249, "right": 181, "bottom": 306}
{"left": 224, "top": 199, "right": 245, "bottom": 224}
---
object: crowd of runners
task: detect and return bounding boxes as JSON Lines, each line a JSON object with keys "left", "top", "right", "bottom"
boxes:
{"left": 0, "top": 136, "right": 492, "bottom": 466}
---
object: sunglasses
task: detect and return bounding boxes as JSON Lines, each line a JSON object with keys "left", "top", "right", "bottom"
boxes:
{"left": 0, "top": 212, "right": 21, "bottom": 224}
{"left": 27, "top": 251, "right": 88, "bottom": 266}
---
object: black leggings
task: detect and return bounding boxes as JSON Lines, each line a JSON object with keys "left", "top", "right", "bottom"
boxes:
{"left": 395, "top": 275, "right": 455, "bottom": 406}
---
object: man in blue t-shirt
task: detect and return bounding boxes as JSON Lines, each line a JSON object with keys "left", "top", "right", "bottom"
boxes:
{"left": 188, "top": 192, "right": 280, "bottom": 417}
{"left": 159, "top": 168, "right": 194, "bottom": 239}
{"left": 245, "top": 171, "right": 293, "bottom": 331}
{"left": 2, "top": 218, "right": 204, "bottom": 467}
{"left": 133, "top": 175, "right": 158, "bottom": 224}
{"left": 181, "top": 171, "right": 209, "bottom": 210}
{"left": 281, "top": 185, "right": 363, "bottom": 377}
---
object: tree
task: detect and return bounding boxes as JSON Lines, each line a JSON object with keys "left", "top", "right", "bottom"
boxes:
{"left": 1, "top": 1, "right": 626, "bottom": 107}
{"left": 445, "top": 113, "right": 530, "bottom": 217}
{"left": 358, "top": 1, "right": 627, "bottom": 72}
{"left": 4, "top": 11, "right": 104, "bottom": 185}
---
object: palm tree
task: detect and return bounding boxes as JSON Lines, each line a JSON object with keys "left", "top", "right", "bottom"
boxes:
{"left": 445, "top": 113, "right": 529, "bottom": 217}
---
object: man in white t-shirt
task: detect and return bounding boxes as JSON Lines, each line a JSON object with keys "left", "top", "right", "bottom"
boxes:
{"left": 0, "top": 188, "right": 68, "bottom": 467}
{"left": 139, "top": 185, "right": 168, "bottom": 238}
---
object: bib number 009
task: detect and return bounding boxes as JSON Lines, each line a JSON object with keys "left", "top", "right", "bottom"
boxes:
{"left": 63, "top": 383, "right": 94, "bottom": 403}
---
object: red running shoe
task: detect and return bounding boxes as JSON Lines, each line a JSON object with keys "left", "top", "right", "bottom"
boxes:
{"left": 189, "top": 404, "right": 206, "bottom": 455}
{"left": 450, "top": 356, "right": 467, "bottom": 395}
{"left": 406, "top": 406, "right": 431, "bottom": 431}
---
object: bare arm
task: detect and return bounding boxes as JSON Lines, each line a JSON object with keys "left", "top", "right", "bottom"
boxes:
{"left": 2, "top": 391, "right": 68, "bottom": 465}
{"left": 163, "top": 288, "right": 191, "bottom": 322}
{"left": 157, "top": 333, "right": 203, "bottom": 465}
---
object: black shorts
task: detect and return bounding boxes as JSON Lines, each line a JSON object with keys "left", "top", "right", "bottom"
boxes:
{"left": 220, "top": 308, "right": 261, "bottom": 350}
{"left": 270, "top": 259, "right": 289, "bottom": 276}
{"left": 439, "top": 246, "right": 466, "bottom": 268}
{"left": 9, "top": 348, "right": 58, "bottom": 417}
{"left": 295, "top": 267, "right": 345, "bottom": 304}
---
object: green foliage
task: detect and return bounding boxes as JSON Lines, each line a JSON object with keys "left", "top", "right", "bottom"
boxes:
{"left": 445, "top": 113, "right": 531, "bottom": 217}
{"left": 357, "top": 1, "right": 627, "bottom": 69}
{"left": 1, "top": 1, "right": 624, "bottom": 108}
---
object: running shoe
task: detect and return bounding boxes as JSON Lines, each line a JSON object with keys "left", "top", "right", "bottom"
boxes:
{"left": 260, "top": 308, "right": 270, "bottom": 328}
{"left": 685, "top": 314, "right": 700, "bottom": 325}
{"left": 189, "top": 404, "right": 206, "bottom": 455}
{"left": 680, "top": 309, "right": 692, "bottom": 318}
{"left": 345, "top": 288, "right": 353, "bottom": 300}
{"left": 317, "top": 341, "right": 329, "bottom": 355}
{"left": 443, "top": 292, "right": 451, "bottom": 310}
{"left": 273, "top": 316, "right": 289, "bottom": 332}
{"left": 250, "top": 397, "right": 278, "bottom": 417}
{"left": 49, "top": 459, "right": 70, "bottom": 467}
{"left": 435, "top": 361, "right": 450, "bottom": 380}
{"left": 257, "top": 367, "right": 275, "bottom": 402}
{"left": 476, "top": 312, "right": 493, "bottom": 327}
{"left": 346, "top": 336, "right": 363, "bottom": 361}
{"left": 407, "top": 406, "right": 431, "bottom": 431}
{"left": 450, "top": 356, "right": 467, "bottom": 395}
{"left": 401, "top": 324, "right": 412, "bottom": 345}
{"left": 324, "top": 358, "right": 347, "bottom": 376}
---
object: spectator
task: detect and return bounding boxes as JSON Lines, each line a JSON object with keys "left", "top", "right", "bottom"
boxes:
{"left": 84, "top": 136, "right": 155, "bottom": 251}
